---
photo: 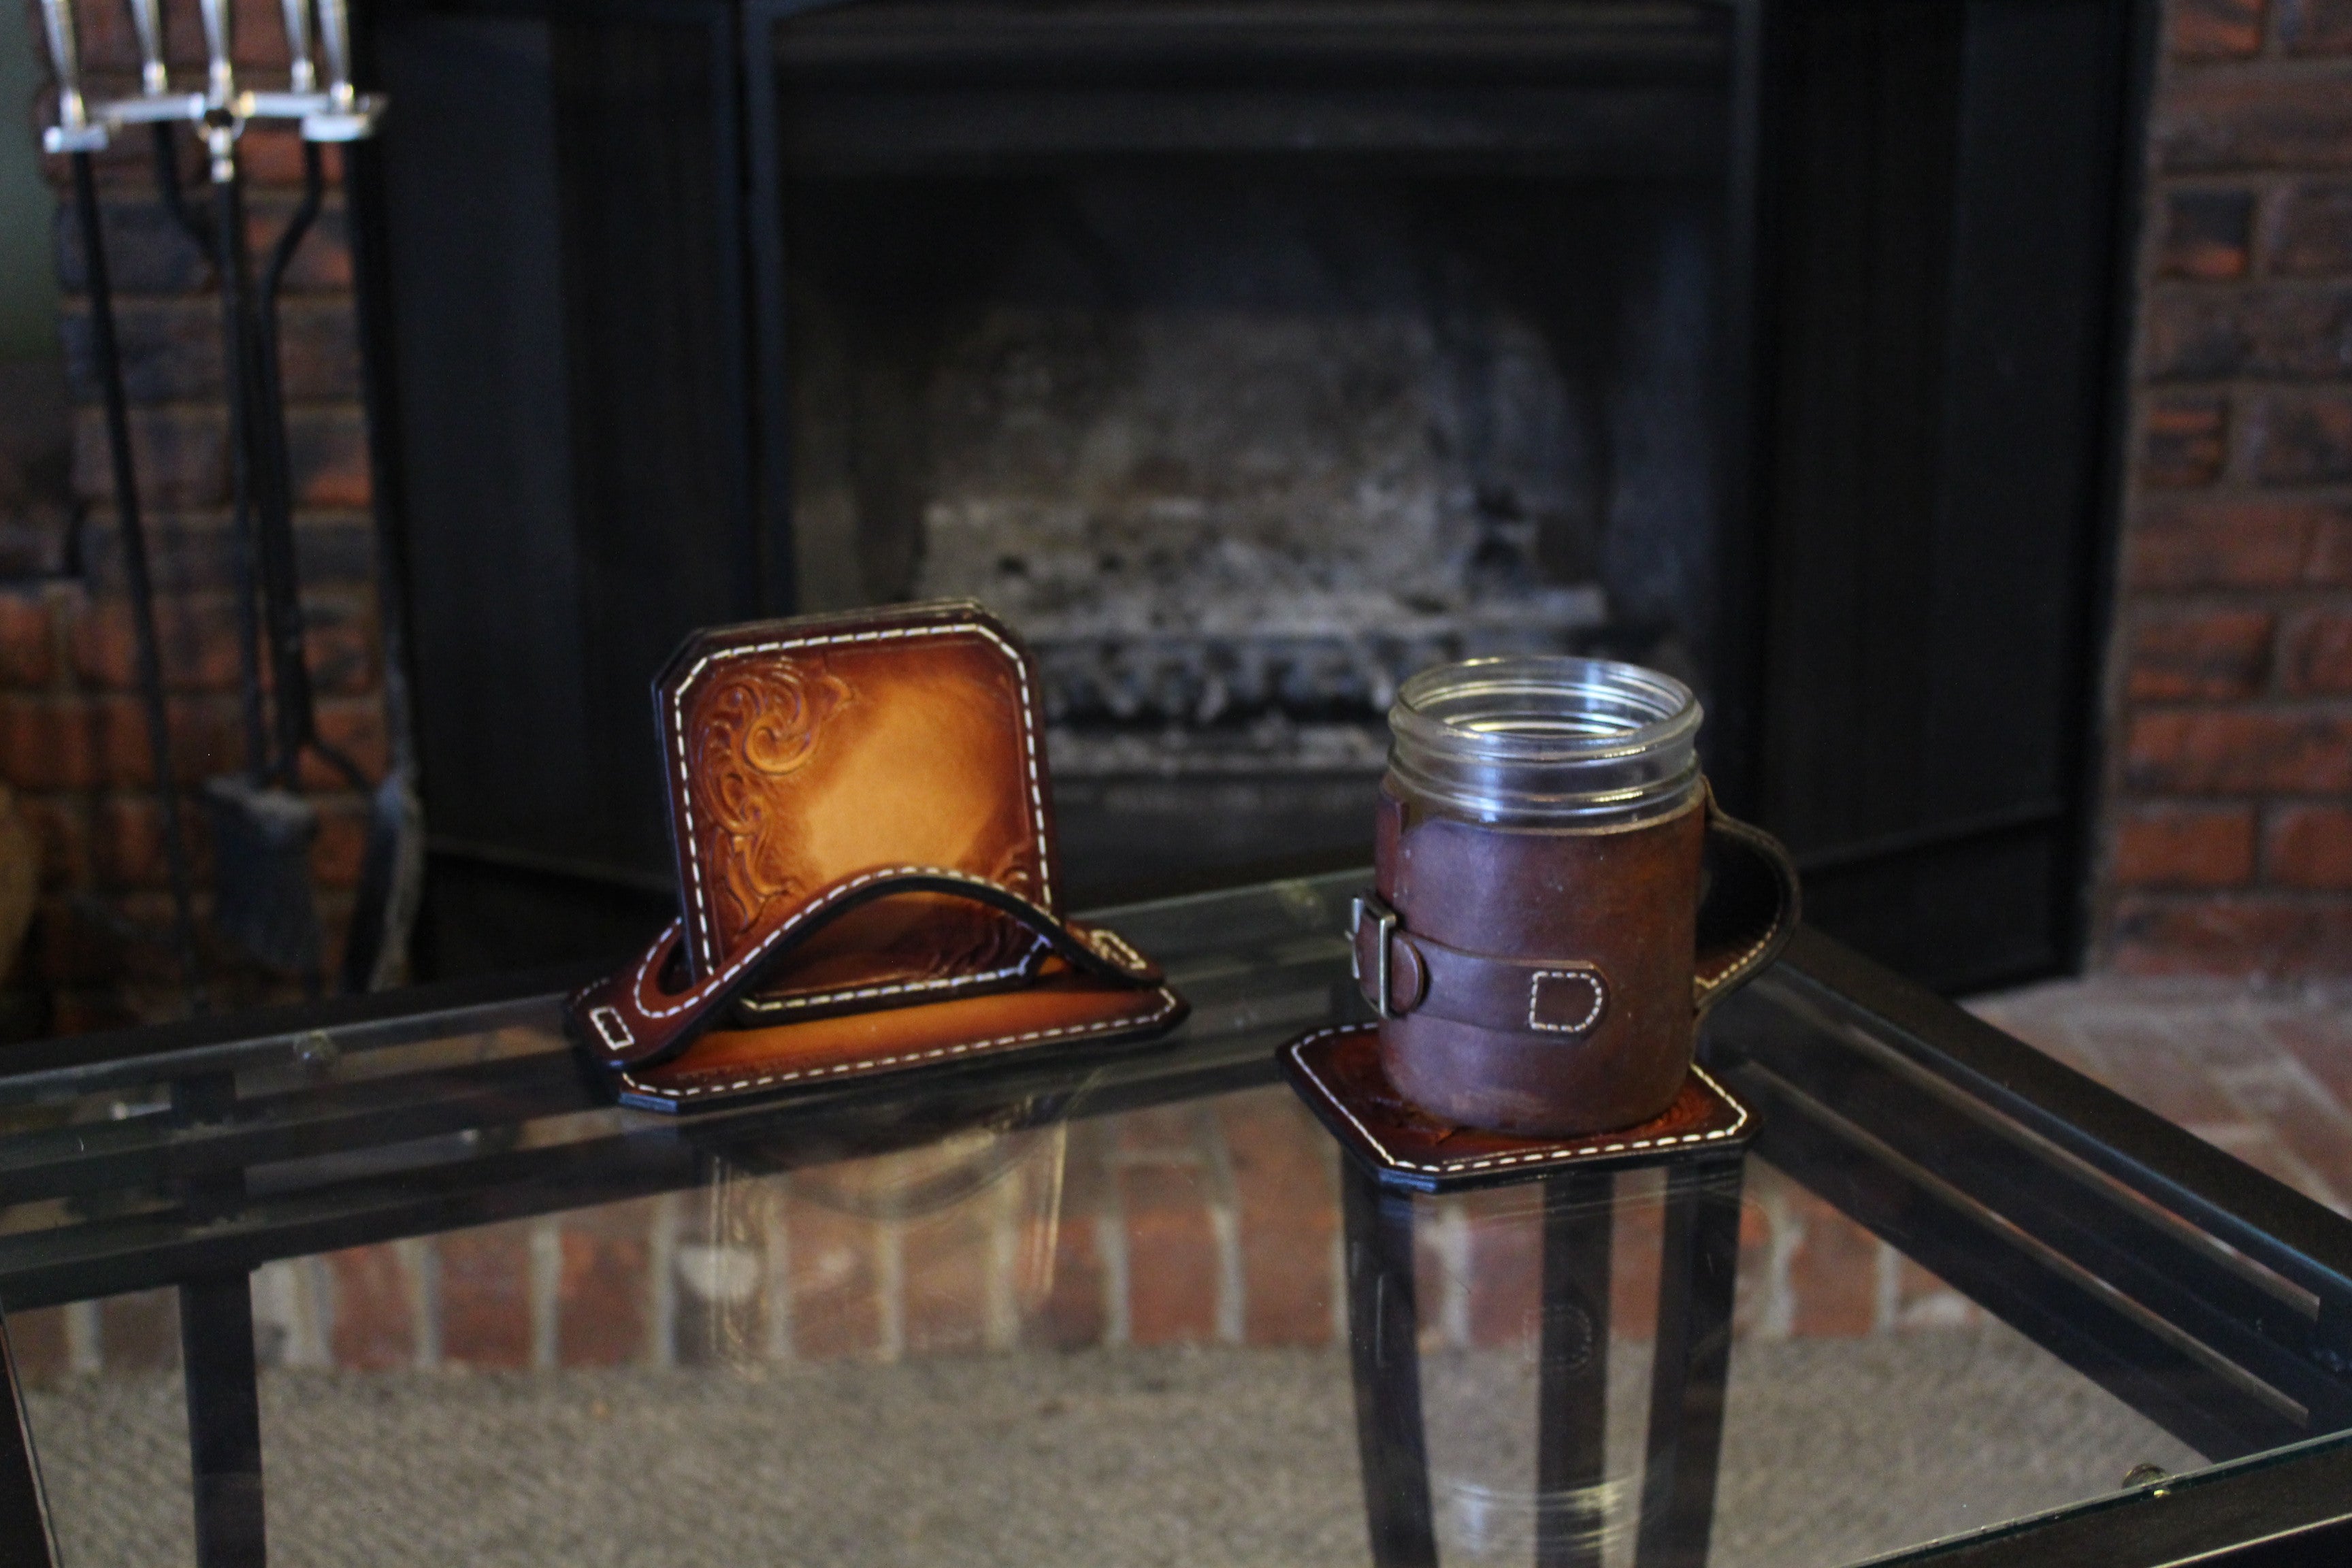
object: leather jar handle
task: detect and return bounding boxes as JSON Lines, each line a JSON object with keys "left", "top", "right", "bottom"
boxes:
{"left": 1691, "top": 790, "right": 1802, "bottom": 1017}
{"left": 567, "top": 866, "right": 1164, "bottom": 1073}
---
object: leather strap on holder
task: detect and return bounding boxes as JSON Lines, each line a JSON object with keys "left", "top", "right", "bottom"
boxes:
{"left": 570, "top": 867, "right": 1163, "bottom": 1073}
{"left": 1353, "top": 793, "right": 1800, "bottom": 1031}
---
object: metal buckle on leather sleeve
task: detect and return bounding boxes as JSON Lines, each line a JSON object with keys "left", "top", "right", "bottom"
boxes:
{"left": 1349, "top": 893, "right": 1399, "bottom": 1019}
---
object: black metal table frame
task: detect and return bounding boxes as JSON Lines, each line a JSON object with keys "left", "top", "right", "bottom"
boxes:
{"left": 1, "top": 879, "right": 2351, "bottom": 1567}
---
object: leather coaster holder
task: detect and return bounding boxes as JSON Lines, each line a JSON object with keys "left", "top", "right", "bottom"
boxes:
{"left": 567, "top": 600, "right": 1186, "bottom": 1112}
{"left": 1281, "top": 1022, "right": 1754, "bottom": 1194}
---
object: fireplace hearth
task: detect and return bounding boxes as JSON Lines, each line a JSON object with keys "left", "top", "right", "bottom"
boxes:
{"left": 370, "top": 0, "right": 2143, "bottom": 992}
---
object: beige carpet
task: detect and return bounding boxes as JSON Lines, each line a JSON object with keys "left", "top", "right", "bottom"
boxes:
{"left": 24, "top": 1328, "right": 2199, "bottom": 1568}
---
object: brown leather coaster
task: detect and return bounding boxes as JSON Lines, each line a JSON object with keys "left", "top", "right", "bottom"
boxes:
{"left": 1281, "top": 1022, "right": 1754, "bottom": 1193}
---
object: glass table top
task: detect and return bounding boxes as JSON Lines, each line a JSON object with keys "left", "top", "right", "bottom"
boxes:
{"left": 2, "top": 872, "right": 2350, "bottom": 1567}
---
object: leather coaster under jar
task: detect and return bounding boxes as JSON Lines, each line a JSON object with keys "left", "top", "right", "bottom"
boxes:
{"left": 1353, "top": 656, "right": 1799, "bottom": 1138}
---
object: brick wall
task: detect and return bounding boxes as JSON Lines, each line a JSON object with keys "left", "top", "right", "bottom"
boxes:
{"left": 1, "top": 1085, "right": 1980, "bottom": 1383}
{"left": 2100, "top": 0, "right": 2352, "bottom": 973}
{"left": 7, "top": 0, "right": 384, "bottom": 1029}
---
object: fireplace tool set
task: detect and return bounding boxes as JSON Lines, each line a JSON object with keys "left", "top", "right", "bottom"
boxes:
{"left": 37, "top": 0, "right": 422, "bottom": 1003}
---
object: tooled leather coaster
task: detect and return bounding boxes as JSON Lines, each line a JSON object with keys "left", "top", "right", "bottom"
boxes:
{"left": 1281, "top": 1022, "right": 1754, "bottom": 1194}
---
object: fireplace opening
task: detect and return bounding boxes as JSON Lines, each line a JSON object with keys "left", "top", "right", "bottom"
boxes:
{"left": 773, "top": 0, "right": 1735, "bottom": 896}
{"left": 375, "top": 0, "right": 2138, "bottom": 990}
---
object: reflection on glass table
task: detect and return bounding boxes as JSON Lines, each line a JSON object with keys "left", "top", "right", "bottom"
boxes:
{"left": 1, "top": 872, "right": 2350, "bottom": 1567}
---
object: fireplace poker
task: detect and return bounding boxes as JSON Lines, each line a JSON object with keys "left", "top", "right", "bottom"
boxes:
{"left": 37, "top": 0, "right": 208, "bottom": 1012}
{"left": 312, "top": 0, "right": 427, "bottom": 992}
{"left": 190, "top": 0, "right": 345, "bottom": 989}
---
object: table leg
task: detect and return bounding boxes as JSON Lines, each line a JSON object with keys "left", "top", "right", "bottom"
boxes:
{"left": 1343, "top": 1158, "right": 1438, "bottom": 1568}
{"left": 1635, "top": 1155, "right": 1744, "bottom": 1568}
{"left": 180, "top": 1274, "right": 266, "bottom": 1568}
{"left": 1537, "top": 1171, "right": 1614, "bottom": 1568}
{"left": 0, "top": 1312, "right": 58, "bottom": 1567}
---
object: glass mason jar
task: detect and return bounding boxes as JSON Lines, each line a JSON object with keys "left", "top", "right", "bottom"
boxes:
{"left": 1356, "top": 656, "right": 1795, "bottom": 1137}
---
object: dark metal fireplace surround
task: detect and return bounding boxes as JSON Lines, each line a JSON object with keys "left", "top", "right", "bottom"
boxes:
{"left": 363, "top": 0, "right": 2147, "bottom": 994}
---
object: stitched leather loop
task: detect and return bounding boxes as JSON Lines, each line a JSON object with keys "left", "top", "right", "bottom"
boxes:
{"left": 1690, "top": 796, "right": 1801, "bottom": 1013}
{"left": 568, "top": 866, "right": 1162, "bottom": 1072}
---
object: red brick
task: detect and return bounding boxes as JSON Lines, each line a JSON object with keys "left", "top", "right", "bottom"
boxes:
{"left": 5, "top": 1307, "right": 71, "bottom": 1387}
{"left": 2112, "top": 802, "right": 2259, "bottom": 887}
{"left": 1216, "top": 1090, "right": 1336, "bottom": 1348}
{"left": 0, "top": 593, "right": 55, "bottom": 690}
{"left": 1461, "top": 1188, "right": 1543, "bottom": 1350}
{"left": 71, "top": 406, "right": 228, "bottom": 508}
{"left": 2125, "top": 708, "right": 2352, "bottom": 793}
{"left": 2158, "top": 71, "right": 2352, "bottom": 172}
{"left": 18, "top": 794, "right": 91, "bottom": 890}
{"left": 2266, "top": 804, "right": 2352, "bottom": 887}
{"left": 2248, "top": 392, "right": 2352, "bottom": 484}
{"left": 0, "top": 693, "right": 242, "bottom": 791}
{"left": 2126, "top": 498, "right": 2332, "bottom": 588}
{"left": 58, "top": 299, "right": 357, "bottom": 408}
{"left": 240, "top": 131, "right": 342, "bottom": 187}
{"left": 2280, "top": 0, "right": 2352, "bottom": 52}
{"left": 2126, "top": 608, "right": 2274, "bottom": 699}
{"left": 1121, "top": 1162, "right": 1219, "bottom": 1345}
{"left": 91, "top": 794, "right": 210, "bottom": 890}
{"left": 438, "top": 1223, "right": 533, "bottom": 1368}
{"left": 309, "top": 797, "right": 370, "bottom": 889}
{"left": 64, "top": 0, "right": 306, "bottom": 75}
{"left": 1787, "top": 1192, "right": 1879, "bottom": 1337}
{"left": 2159, "top": 189, "right": 2257, "bottom": 279}
{"left": 303, "top": 598, "right": 379, "bottom": 696}
{"left": 2110, "top": 894, "right": 2352, "bottom": 974}
{"left": 786, "top": 1194, "right": 883, "bottom": 1359}
{"left": 68, "top": 594, "right": 246, "bottom": 693}
{"left": 2172, "top": 0, "right": 2268, "bottom": 55}
{"left": 1729, "top": 1186, "right": 1776, "bottom": 1340}
{"left": 99, "top": 1289, "right": 180, "bottom": 1373}
{"left": 2141, "top": 284, "right": 2352, "bottom": 380}
{"left": 1027, "top": 1126, "right": 1108, "bottom": 1351}
{"left": 558, "top": 1204, "right": 651, "bottom": 1367}
{"left": 902, "top": 1205, "right": 991, "bottom": 1356}
{"left": 299, "top": 698, "right": 389, "bottom": 789}
{"left": 326, "top": 1245, "right": 414, "bottom": 1371}
{"left": 287, "top": 406, "right": 372, "bottom": 508}
{"left": 251, "top": 201, "right": 355, "bottom": 293}
{"left": 2276, "top": 183, "right": 2352, "bottom": 275}
{"left": 1609, "top": 1192, "right": 1665, "bottom": 1341}
{"left": 2281, "top": 610, "right": 2352, "bottom": 693}
{"left": 2310, "top": 512, "right": 2352, "bottom": 582}
{"left": 2140, "top": 395, "right": 2230, "bottom": 487}
{"left": 1112, "top": 1105, "right": 1202, "bottom": 1157}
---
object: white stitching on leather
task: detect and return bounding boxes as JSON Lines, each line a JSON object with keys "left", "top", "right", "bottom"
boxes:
{"left": 617, "top": 985, "right": 1183, "bottom": 1101}
{"left": 1284, "top": 1024, "right": 1748, "bottom": 1175}
{"left": 587, "top": 1007, "right": 634, "bottom": 1052}
{"left": 732, "top": 950, "right": 1040, "bottom": 1015}
{"left": 668, "top": 619, "right": 1054, "bottom": 962}
{"left": 1527, "top": 969, "right": 1606, "bottom": 1034}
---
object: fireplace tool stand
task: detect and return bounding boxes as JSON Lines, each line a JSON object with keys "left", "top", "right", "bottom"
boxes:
{"left": 39, "top": 0, "right": 410, "bottom": 1004}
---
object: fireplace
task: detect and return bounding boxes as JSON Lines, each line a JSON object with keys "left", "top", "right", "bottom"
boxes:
{"left": 365, "top": 0, "right": 2142, "bottom": 992}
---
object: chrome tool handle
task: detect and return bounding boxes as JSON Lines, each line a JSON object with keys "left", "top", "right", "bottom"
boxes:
{"left": 314, "top": 0, "right": 353, "bottom": 108}
{"left": 37, "top": 0, "right": 105, "bottom": 147}
{"left": 280, "top": 0, "right": 316, "bottom": 94}
{"left": 198, "top": 0, "right": 234, "bottom": 108}
{"left": 127, "top": 0, "right": 169, "bottom": 95}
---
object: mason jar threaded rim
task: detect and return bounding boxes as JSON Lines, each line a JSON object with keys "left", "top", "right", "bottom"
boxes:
{"left": 1386, "top": 655, "right": 1703, "bottom": 825}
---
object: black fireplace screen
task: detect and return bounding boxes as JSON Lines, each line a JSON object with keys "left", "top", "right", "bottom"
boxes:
{"left": 369, "top": 0, "right": 2141, "bottom": 994}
